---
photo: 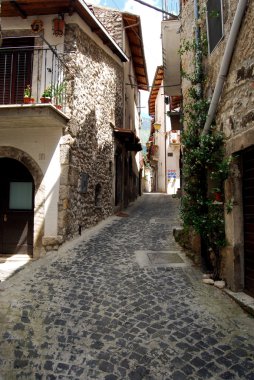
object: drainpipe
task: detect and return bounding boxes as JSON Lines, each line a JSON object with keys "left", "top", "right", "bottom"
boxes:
{"left": 194, "top": 0, "right": 202, "bottom": 97}
{"left": 202, "top": 0, "right": 248, "bottom": 136}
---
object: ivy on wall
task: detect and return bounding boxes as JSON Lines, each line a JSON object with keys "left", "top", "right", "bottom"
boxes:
{"left": 179, "top": 35, "right": 231, "bottom": 279}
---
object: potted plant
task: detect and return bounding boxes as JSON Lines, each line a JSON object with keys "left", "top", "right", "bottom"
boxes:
{"left": 23, "top": 85, "right": 35, "bottom": 104}
{"left": 214, "top": 190, "right": 223, "bottom": 202}
{"left": 40, "top": 85, "right": 53, "bottom": 103}
{"left": 54, "top": 81, "right": 66, "bottom": 109}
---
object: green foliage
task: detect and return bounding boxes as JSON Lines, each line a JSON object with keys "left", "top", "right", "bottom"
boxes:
{"left": 42, "top": 85, "right": 53, "bottom": 98}
{"left": 24, "top": 84, "right": 31, "bottom": 97}
{"left": 179, "top": 36, "right": 232, "bottom": 277}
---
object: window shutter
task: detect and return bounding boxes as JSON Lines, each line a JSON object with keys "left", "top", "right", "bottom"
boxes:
{"left": 0, "top": 37, "right": 34, "bottom": 104}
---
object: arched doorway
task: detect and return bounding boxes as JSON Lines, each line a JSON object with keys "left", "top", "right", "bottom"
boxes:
{"left": 0, "top": 158, "right": 34, "bottom": 255}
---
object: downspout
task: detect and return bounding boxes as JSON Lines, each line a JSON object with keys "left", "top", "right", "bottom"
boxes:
{"left": 194, "top": 0, "right": 202, "bottom": 96}
{"left": 164, "top": 95, "right": 167, "bottom": 193}
{"left": 202, "top": 0, "right": 248, "bottom": 136}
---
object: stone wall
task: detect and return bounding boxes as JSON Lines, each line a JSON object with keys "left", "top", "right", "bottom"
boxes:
{"left": 180, "top": 0, "right": 254, "bottom": 290}
{"left": 216, "top": 1, "right": 254, "bottom": 146}
{"left": 58, "top": 23, "right": 124, "bottom": 240}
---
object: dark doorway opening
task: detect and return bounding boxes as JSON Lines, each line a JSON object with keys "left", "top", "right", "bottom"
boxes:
{"left": 0, "top": 158, "right": 34, "bottom": 255}
{"left": 242, "top": 147, "right": 254, "bottom": 297}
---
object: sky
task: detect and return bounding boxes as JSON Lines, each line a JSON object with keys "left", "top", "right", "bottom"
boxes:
{"left": 87, "top": 0, "right": 167, "bottom": 116}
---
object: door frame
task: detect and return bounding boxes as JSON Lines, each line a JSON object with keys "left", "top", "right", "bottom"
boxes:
{"left": 0, "top": 147, "right": 44, "bottom": 258}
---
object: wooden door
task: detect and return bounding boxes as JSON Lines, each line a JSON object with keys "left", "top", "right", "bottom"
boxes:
{"left": 0, "top": 158, "right": 34, "bottom": 255}
{"left": 242, "top": 147, "right": 254, "bottom": 297}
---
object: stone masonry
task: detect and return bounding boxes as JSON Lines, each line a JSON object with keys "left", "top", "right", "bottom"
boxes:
{"left": 58, "top": 23, "right": 124, "bottom": 241}
{"left": 180, "top": 0, "right": 254, "bottom": 291}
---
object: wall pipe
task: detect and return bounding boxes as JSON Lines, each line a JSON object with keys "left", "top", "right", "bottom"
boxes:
{"left": 202, "top": 0, "right": 248, "bottom": 136}
{"left": 194, "top": 0, "right": 203, "bottom": 98}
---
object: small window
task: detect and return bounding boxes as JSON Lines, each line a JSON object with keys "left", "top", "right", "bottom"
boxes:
{"left": 9, "top": 182, "right": 33, "bottom": 210}
{"left": 206, "top": 0, "right": 223, "bottom": 54}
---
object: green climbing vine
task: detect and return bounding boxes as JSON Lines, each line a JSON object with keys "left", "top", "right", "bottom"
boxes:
{"left": 179, "top": 32, "right": 231, "bottom": 279}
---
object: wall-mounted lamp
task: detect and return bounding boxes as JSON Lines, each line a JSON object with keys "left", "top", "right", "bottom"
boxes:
{"left": 154, "top": 123, "right": 161, "bottom": 131}
{"left": 31, "top": 19, "right": 44, "bottom": 33}
{"left": 53, "top": 15, "right": 65, "bottom": 37}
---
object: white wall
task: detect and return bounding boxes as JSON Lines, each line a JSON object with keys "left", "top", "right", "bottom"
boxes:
{"left": 165, "top": 105, "right": 181, "bottom": 195}
{"left": 0, "top": 127, "right": 62, "bottom": 236}
{"left": 152, "top": 81, "right": 181, "bottom": 194}
{"left": 154, "top": 85, "right": 166, "bottom": 192}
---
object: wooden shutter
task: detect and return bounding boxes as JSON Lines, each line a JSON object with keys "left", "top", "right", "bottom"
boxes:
{"left": 0, "top": 37, "right": 34, "bottom": 104}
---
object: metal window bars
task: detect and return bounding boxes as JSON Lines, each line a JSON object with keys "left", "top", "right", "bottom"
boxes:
{"left": 0, "top": 39, "right": 67, "bottom": 112}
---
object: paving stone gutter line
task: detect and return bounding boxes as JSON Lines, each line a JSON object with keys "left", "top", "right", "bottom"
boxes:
{"left": 223, "top": 290, "right": 254, "bottom": 318}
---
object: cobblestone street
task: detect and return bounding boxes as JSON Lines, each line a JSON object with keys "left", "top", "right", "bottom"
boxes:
{"left": 0, "top": 193, "right": 254, "bottom": 380}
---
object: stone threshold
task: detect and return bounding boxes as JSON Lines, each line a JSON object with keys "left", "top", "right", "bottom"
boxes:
{"left": 224, "top": 289, "right": 254, "bottom": 317}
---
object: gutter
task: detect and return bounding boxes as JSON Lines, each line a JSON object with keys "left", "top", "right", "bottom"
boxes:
{"left": 202, "top": 0, "right": 248, "bottom": 136}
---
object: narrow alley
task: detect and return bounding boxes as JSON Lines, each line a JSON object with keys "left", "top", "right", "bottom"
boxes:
{"left": 0, "top": 194, "right": 254, "bottom": 380}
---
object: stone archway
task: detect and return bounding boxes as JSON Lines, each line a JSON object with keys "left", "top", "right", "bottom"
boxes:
{"left": 0, "top": 146, "right": 44, "bottom": 258}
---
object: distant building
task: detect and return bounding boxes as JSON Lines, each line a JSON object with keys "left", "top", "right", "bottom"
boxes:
{"left": 146, "top": 65, "right": 181, "bottom": 195}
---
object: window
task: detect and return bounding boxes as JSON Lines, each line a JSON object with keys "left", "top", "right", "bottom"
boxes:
{"left": 9, "top": 182, "right": 33, "bottom": 210}
{"left": 206, "top": 0, "right": 223, "bottom": 53}
{"left": 0, "top": 37, "right": 34, "bottom": 104}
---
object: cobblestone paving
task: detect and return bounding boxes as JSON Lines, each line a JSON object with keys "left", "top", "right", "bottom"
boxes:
{"left": 0, "top": 194, "right": 254, "bottom": 380}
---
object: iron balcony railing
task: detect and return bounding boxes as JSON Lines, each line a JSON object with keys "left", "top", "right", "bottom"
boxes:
{"left": 0, "top": 44, "right": 67, "bottom": 111}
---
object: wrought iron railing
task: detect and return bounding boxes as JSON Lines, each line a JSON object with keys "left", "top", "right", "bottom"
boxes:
{"left": 0, "top": 43, "right": 67, "bottom": 111}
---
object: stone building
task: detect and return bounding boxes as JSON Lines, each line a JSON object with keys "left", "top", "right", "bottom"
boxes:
{"left": 91, "top": 5, "right": 148, "bottom": 207}
{"left": 0, "top": 0, "right": 147, "bottom": 258}
{"left": 180, "top": 0, "right": 254, "bottom": 296}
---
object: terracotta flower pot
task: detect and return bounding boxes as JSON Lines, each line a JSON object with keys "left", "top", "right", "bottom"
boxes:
{"left": 53, "top": 18, "right": 65, "bottom": 36}
{"left": 214, "top": 192, "right": 223, "bottom": 202}
{"left": 40, "top": 97, "right": 51, "bottom": 103}
{"left": 23, "top": 97, "right": 35, "bottom": 104}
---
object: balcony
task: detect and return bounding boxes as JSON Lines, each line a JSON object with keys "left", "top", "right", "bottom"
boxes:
{"left": 0, "top": 39, "right": 69, "bottom": 128}
{"left": 170, "top": 130, "right": 181, "bottom": 146}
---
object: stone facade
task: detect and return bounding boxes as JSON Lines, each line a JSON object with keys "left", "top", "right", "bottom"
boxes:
{"left": 180, "top": 0, "right": 254, "bottom": 292}
{"left": 59, "top": 23, "right": 124, "bottom": 240}
{"left": 88, "top": 6, "right": 143, "bottom": 209}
